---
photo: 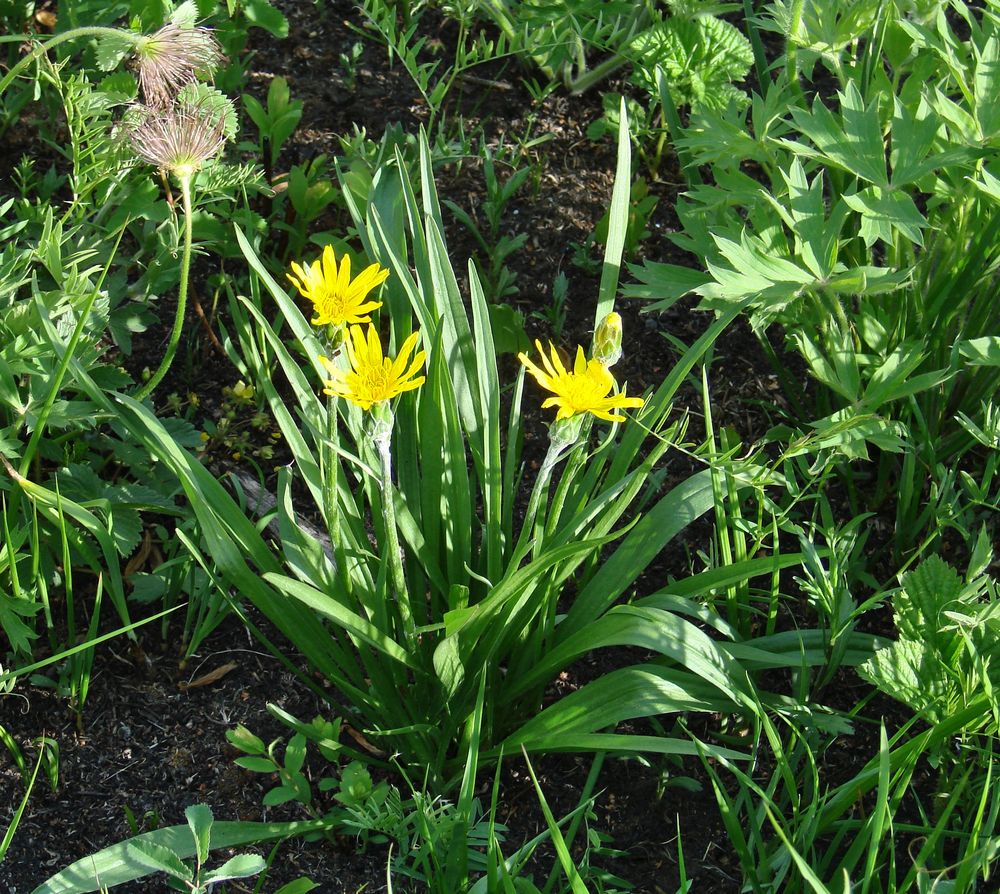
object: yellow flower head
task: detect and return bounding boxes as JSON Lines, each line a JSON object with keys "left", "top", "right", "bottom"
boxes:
{"left": 287, "top": 245, "right": 389, "bottom": 328}
{"left": 519, "top": 340, "right": 644, "bottom": 423}
{"left": 320, "top": 324, "right": 426, "bottom": 411}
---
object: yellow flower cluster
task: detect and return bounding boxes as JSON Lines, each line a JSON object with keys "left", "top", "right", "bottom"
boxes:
{"left": 288, "top": 246, "right": 419, "bottom": 411}
{"left": 287, "top": 248, "right": 643, "bottom": 426}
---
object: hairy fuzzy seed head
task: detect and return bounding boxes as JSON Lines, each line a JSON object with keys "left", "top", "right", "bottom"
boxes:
{"left": 134, "top": 24, "right": 224, "bottom": 108}
{"left": 127, "top": 101, "right": 227, "bottom": 177}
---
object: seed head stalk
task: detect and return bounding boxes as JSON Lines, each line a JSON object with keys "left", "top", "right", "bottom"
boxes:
{"left": 135, "top": 173, "right": 193, "bottom": 401}
{"left": 0, "top": 27, "right": 139, "bottom": 96}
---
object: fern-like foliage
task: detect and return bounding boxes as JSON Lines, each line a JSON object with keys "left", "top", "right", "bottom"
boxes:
{"left": 196, "top": 161, "right": 269, "bottom": 199}
{"left": 177, "top": 82, "right": 240, "bottom": 140}
{"left": 49, "top": 69, "right": 134, "bottom": 212}
{"left": 629, "top": 14, "right": 753, "bottom": 111}
{"left": 859, "top": 553, "right": 1000, "bottom": 726}
{"left": 514, "top": 0, "right": 638, "bottom": 79}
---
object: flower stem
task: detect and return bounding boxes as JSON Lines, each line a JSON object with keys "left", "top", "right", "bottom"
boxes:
{"left": 510, "top": 438, "right": 568, "bottom": 566}
{"left": 135, "top": 173, "right": 193, "bottom": 401}
{"left": 0, "top": 27, "right": 138, "bottom": 97}
{"left": 377, "top": 435, "right": 415, "bottom": 644}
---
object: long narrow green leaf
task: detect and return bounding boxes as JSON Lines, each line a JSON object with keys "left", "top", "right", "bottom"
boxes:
{"left": 264, "top": 573, "right": 418, "bottom": 669}
{"left": 502, "top": 665, "right": 734, "bottom": 751}
{"left": 521, "top": 748, "right": 591, "bottom": 894}
{"left": 561, "top": 469, "right": 721, "bottom": 637}
{"left": 595, "top": 96, "right": 631, "bottom": 324}
{"left": 502, "top": 734, "right": 749, "bottom": 761}
{"left": 468, "top": 261, "right": 503, "bottom": 583}
{"left": 504, "top": 605, "right": 754, "bottom": 704}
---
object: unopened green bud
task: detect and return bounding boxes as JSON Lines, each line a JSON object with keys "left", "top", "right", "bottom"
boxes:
{"left": 549, "top": 413, "right": 584, "bottom": 449}
{"left": 368, "top": 400, "right": 395, "bottom": 447}
{"left": 593, "top": 312, "right": 623, "bottom": 368}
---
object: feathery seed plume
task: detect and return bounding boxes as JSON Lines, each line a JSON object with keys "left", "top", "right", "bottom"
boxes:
{"left": 127, "top": 100, "right": 227, "bottom": 178}
{"left": 133, "top": 24, "right": 224, "bottom": 108}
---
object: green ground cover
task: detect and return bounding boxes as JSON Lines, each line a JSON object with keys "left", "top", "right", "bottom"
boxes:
{"left": 2, "top": 1, "right": 1000, "bottom": 891}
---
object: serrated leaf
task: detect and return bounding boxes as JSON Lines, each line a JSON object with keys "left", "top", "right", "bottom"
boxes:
{"left": 242, "top": 0, "right": 289, "bottom": 38}
{"left": 890, "top": 94, "right": 953, "bottom": 187}
{"left": 128, "top": 572, "right": 167, "bottom": 604}
{"left": 97, "top": 72, "right": 138, "bottom": 103}
{"left": 177, "top": 83, "right": 238, "bottom": 140}
{"left": 170, "top": 1, "right": 199, "bottom": 29}
{"left": 788, "top": 82, "right": 888, "bottom": 188}
{"left": 895, "top": 555, "right": 965, "bottom": 643}
{"left": 185, "top": 804, "right": 213, "bottom": 866}
{"left": 202, "top": 853, "right": 266, "bottom": 883}
{"left": 858, "top": 639, "right": 955, "bottom": 722}
{"left": 623, "top": 259, "right": 710, "bottom": 312}
{"left": 630, "top": 16, "right": 752, "bottom": 112}
{"left": 109, "top": 505, "right": 143, "bottom": 557}
{"left": 123, "top": 840, "right": 191, "bottom": 881}
{"left": 0, "top": 594, "right": 41, "bottom": 655}
{"left": 697, "top": 231, "right": 816, "bottom": 309}
{"left": 766, "top": 159, "right": 848, "bottom": 279}
{"left": 843, "top": 186, "right": 927, "bottom": 248}
{"left": 160, "top": 415, "right": 204, "bottom": 449}
{"left": 95, "top": 32, "right": 136, "bottom": 73}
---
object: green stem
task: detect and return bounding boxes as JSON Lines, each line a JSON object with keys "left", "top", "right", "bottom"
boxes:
{"left": 785, "top": 0, "right": 806, "bottom": 97}
{"left": 19, "top": 223, "right": 129, "bottom": 477}
{"left": 0, "top": 26, "right": 138, "bottom": 96}
{"left": 510, "top": 437, "right": 568, "bottom": 566}
{"left": 657, "top": 67, "right": 702, "bottom": 187}
{"left": 135, "top": 174, "right": 194, "bottom": 401}
{"left": 742, "top": 0, "right": 771, "bottom": 92}
{"left": 543, "top": 442, "right": 584, "bottom": 540}
{"left": 377, "top": 434, "right": 415, "bottom": 644}
{"left": 323, "top": 389, "right": 355, "bottom": 601}
{"left": 542, "top": 751, "right": 605, "bottom": 894}
{"left": 565, "top": 5, "right": 651, "bottom": 94}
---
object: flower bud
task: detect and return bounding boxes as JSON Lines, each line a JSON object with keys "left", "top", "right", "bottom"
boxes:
{"left": 593, "top": 312, "right": 623, "bottom": 368}
{"left": 368, "top": 400, "right": 395, "bottom": 448}
{"left": 549, "top": 413, "right": 584, "bottom": 449}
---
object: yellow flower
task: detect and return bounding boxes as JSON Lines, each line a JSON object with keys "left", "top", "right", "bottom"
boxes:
{"left": 287, "top": 246, "right": 389, "bottom": 328}
{"left": 519, "top": 340, "right": 644, "bottom": 423}
{"left": 320, "top": 324, "right": 426, "bottom": 411}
